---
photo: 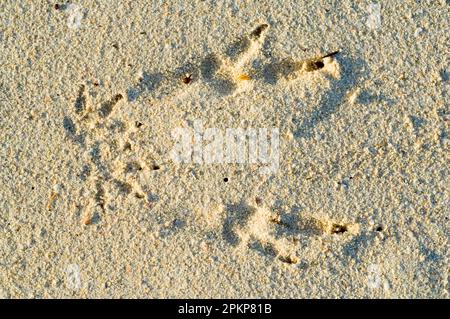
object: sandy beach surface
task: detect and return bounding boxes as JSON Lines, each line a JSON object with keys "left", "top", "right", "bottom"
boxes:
{"left": 0, "top": 1, "right": 449, "bottom": 298}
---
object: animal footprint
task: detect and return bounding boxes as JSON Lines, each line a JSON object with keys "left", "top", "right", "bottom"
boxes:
{"left": 126, "top": 23, "right": 341, "bottom": 105}
{"left": 64, "top": 87, "right": 158, "bottom": 225}
{"left": 222, "top": 200, "right": 359, "bottom": 264}
{"left": 126, "top": 24, "right": 272, "bottom": 101}
{"left": 263, "top": 51, "right": 340, "bottom": 84}
{"left": 200, "top": 24, "right": 270, "bottom": 95}
{"left": 64, "top": 24, "right": 345, "bottom": 225}
{"left": 222, "top": 201, "right": 300, "bottom": 263}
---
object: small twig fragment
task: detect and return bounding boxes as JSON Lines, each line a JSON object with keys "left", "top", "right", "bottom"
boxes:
{"left": 321, "top": 50, "right": 340, "bottom": 59}
{"left": 236, "top": 74, "right": 251, "bottom": 81}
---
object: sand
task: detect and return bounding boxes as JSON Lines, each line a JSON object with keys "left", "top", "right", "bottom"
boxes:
{"left": 0, "top": 0, "right": 448, "bottom": 298}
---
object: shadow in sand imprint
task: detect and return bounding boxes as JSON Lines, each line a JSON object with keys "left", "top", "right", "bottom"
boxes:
{"left": 127, "top": 72, "right": 163, "bottom": 102}
{"left": 89, "top": 141, "right": 111, "bottom": 180}
{"left": 262, "top": 57, "right": 301, "bottom": 85}
{"left": 63, "top": 116, "right": 85, "bottom": 147}
{"left": 294, "top": 55, "right": 369, "bottom": 139}
{"left": 273, "top": 212, "right": 325, "bottom": 238}
{"left": 225, "top": 37, "right": 251, "bottom": 61}
{"left": 342, "top": 232, "right": 375, "bottom": 265}
{"left": 248, "top": 239, "right": 278, "bottom": 258}
{"left": 222, "top": 201, "right": 256, "bottom": 246}
{"left": 200, "top": 54, "right": 236, "bottom": 96}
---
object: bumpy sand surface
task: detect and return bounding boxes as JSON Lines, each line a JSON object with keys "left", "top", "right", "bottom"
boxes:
{"left": 0, "top": 1, "right": 448, "bottom": 298}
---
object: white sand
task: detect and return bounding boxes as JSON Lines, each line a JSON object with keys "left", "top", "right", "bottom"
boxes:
{"left": 0, "top": 0, "right": 448, "bottom": 298}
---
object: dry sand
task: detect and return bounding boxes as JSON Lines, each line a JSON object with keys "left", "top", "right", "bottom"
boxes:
{"left": 0, "top": 1, "right": 449, "bottom": 298}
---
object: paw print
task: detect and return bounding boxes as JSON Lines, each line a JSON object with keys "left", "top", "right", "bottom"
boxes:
{"left": 63, "top": 86, "right": 159, "bottom": 225}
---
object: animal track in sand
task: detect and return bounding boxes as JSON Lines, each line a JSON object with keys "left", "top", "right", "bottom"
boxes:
{"left": 126, "top": 24, "right": 341, "bottom": 104}
{"left": 126, "top": 24, "right": 272, "bottom": 102}
{"left": 221, "top": 200, "right": 359, "bottom": 264}
{"left": 64, "top": 87, "right": 162, "bottom": 225}
{"left": 64, "top": 24, "right": 343, "bottom": 225}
